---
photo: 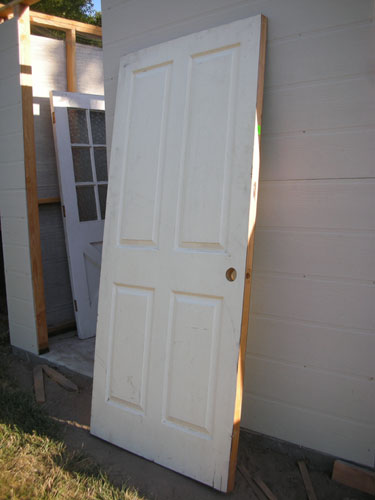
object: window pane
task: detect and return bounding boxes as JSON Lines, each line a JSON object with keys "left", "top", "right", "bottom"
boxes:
{"left": 94, "top": 147, "right": 108, "bottom": 181}
{"left": 68, "top": 108, "right": 89, "bottom": 144}
{"left": 98, "top": 184, "right": 108, "bottom": 220}
{"left": 90, "top": 110, "right": 106, "bottom": 144}
{"left": 76, "top": 186, "right": 97, "bottom": 221}
{"left": 72, "top": 147, "right": 93, "bottom": 182}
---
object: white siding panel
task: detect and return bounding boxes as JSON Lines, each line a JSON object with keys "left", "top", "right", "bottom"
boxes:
{"left": 247, "top": 315, "right": 375, "bottom": 379}
{"left": 0, "top": 103, "right": 23, "bottom": 136}
{"left": 257, "top": 180, "right": 375, "bottom": 231}
{"left": 253, "top": 229, "right": 375, "bottom": 281}
{"left": 0, "top": 190, "right": 28, "bottom": 218}
{"left": 0, "top": 45, "right": 20, "bottom": 77}
{"left": 0, "top": 74, "right": 21, "bottom": 107}
{"left": 7, "top": 297, "right": 36, "bottom": 329}
{"left": 0, "top": 133, "right": 24, "bottom": 164}
{"left": 241, "top": 394, "right": 374, "bottom": 466}
{"left": 2, "top": 244, "right": 32, "bottom": 275}
{"left": 265, "top": 23, "right": 374, "bottom": 89}
{"left": 0, "top": 216, "right": 29, "bottom": 246}
{"left": 0, "top": 162, "right": 26, "bottom": 192}
{"left": 263, "top": 78, "right": 375, "bottom": 135}
{"left": 244, "top": 357, "right": 374, "bottom": 425}
{"left": 39, "top": 204, "right": 74, "bottom": 327}
{"left": 5, "top": 270, "right": 34, "bottom": 301}
{"left": 261, "top": 129, "right": 375, "bottom": 180}
{"left": 0, "top": 18, "right": 38, "bottom": 354}
{"left": 6, "top": 321, "right": 38, "bottom": 353}
{"left": 250, "top": 273, "right": 375, "bottom": 332}
{"left": 31, "top": 36, "right": 66, "bottom": 98}
{"left": 103, "top": 0, "right": 372, "bottom": 45}
{"left": 76, "top": 44, "right": 104, "bottom": 94}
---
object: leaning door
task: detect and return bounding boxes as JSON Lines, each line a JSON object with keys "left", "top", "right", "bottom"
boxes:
{"left": 91, "top": 16, "right": 266, "bottom": 491}
{"left": 50, "top": 92, "right": 108, "bottom": 339}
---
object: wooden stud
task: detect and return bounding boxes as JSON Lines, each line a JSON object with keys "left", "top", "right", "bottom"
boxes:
{"left": 16, "top": 4, "right": 49, "bottom": 354}
{"left": 38, "top": 196, "right": 61, "bottom": 205}
{"left": 30, "top": 10, "right": 102, "bottom": 37}
{"left": 297, "top": 461, "right": 318, "bottom": 500}
{"left": 332, "top": 460, "right": 375, "bottom": 496}
{"left": 227, "top": 15, "right": 268, "bottom": 492}
{"left": 66, "top": 28, "right": 77, "bottom": 92}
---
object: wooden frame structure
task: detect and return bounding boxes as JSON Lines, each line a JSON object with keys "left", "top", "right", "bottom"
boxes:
{"left": 0, "top": 0, "right": 102, "bottom": 353}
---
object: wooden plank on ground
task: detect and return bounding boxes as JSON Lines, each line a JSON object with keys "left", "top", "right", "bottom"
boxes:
{"left": 332, "top": 460, "right": 375, "bottom": 496}
{"left": 43, "top": 365, "right": 78, "bottom": 392}
{"left": 253, "top": 472, "right": 278, "bottom": 500}
{"left": 33, "top": 365, "right": 45, "bottom": 403}
{"left": 238, "top": 465, "right": 269, "bottom": 500}
{"left": 298, "top": 460, "right": 318, "bottom": 500}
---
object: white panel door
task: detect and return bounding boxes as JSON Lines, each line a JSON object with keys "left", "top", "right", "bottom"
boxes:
{"left": 91, "top": 16, "right": 266, "bottom": 492}
{"left": 50, "top": 92, "right": 108, "bottom": 339}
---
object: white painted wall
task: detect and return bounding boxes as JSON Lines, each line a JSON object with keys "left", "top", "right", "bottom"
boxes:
{"left": 0, "top": 18, "right": 39, "bottom": 353}
{"left": 30, "top": 35, "right": 103, "bottom": 329}
{"left": 101, "top": 0, "right": 375, "bottom": 466}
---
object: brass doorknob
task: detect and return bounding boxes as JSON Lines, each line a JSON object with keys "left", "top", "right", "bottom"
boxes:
{"left": 226, "top": 267, "right": 237, "bottom": 282}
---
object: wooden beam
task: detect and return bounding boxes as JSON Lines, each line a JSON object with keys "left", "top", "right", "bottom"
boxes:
{"left": 38, "top": 196, "right": 61, "bottom": 205}
{"left": 30, "top": 10, "right": 102, "bottom": 37}
{"left": 227, "top": 15, "right": 268, "bottom": 492}
{"left": 0, "top": 5, "right": 102, "bottom": 37}
{"left": 332, "top": 460, "right": 375, "bottom": 496}
{"left": 16, "top": 4, "right": 48, "bottom": 354}
{"left": 66, "top": 28, "right": 77, "bottom": 92}
{"left": 0, "top": 0, "right": 39, "bottom": 18}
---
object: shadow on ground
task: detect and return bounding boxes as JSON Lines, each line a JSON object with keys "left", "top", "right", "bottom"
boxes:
{"left": 3, "top": 339, "right": 373, "bottom": 500}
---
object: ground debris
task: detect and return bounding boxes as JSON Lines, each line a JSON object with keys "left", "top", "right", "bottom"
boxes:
{"left": 238, "top": 464, "right": 277, "bottom": 500}
{"left": 33, "top": 364, "right": 78, "bottom": 403}
{"left": 332, "top": 460, "right": 375, "bottom": 496}
{"left": 297, "top": 460, "right": 318, "bottom": 500}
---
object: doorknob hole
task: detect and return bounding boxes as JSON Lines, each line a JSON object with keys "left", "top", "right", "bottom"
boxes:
{"left": 226, "top": 267, "right": 237, "bottom": 282}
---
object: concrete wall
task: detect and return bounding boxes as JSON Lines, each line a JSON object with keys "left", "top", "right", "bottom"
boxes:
{"left": 0, "top": 18, "right": 39, "bottom": 353}
{"left": 101, "top": 0, "right": 375, "bottom": 466}
{"left": 30, "top": 34, "right": 103, "bottom": 329}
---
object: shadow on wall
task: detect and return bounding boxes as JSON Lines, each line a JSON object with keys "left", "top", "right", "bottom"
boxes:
{"left": 0, "top": 229, "right": 7, "bottom": 316}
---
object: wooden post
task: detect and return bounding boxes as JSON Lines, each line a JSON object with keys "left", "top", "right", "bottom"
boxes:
{"left": 16, "top": 4, "right": 49, "bottom": 353}
{"left": 66, "top": 28, "right": 77, "bottom": 92}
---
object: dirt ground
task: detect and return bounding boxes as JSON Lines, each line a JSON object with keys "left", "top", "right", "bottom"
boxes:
{"left": 5, "top": 348, "right": 374, "bottom": 500}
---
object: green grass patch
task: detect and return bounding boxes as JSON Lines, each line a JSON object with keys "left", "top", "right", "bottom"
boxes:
{"left": 0, "top": 317, "right": 145, "bottom": 500}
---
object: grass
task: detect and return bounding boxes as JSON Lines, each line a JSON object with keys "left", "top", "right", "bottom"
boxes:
{"left": 0, "top": 312, "right": 145, "bottom": 500}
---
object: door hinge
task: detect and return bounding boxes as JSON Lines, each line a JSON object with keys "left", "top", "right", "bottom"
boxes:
{"left": 62, "top": 205, "right": 66, "bottom": 217}
{"left": 52, "top": 111, "right": 56, "bottom": 124}
{"left": 73, "top": 300, "right": 78, "bottom": 312}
